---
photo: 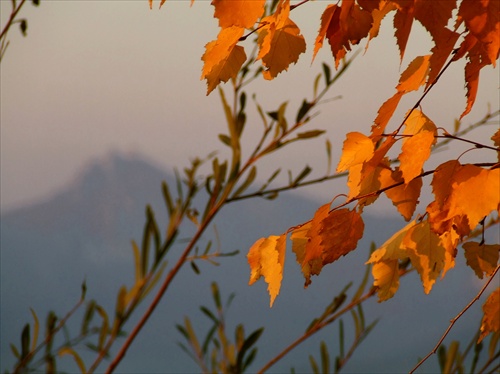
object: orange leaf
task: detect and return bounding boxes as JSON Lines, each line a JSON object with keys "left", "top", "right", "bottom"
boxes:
{"left": 393, "top": 0, "right": 415, "bottom": 62}
{"left": 371, "top": 91, "right": 403, "bottom": 138}
{"left": 478, "top": 288, "right": 500, "bottom": 343}
{"left": 320, "top": 208, "right": 364, "bottom": 264}
{"left": 257, "top": 0, "right": 306, "bottom": 80}
{"left": 428, "top": 162, "right": 500, "bottom": 236}
{"left": 367, "top": 220, "right": 413, "bottom": 301}
{"left": 300, "top": 203, "right": 331, "bottom": 286}
{"left": 336, "top": 132, "right": 375, "bottom": 173}
{"left": 379, "top": 167, "right": 422, "bottom": 221}
{"left": 403, "top": 219, "right": 446, "bottom": 294}
{"left": 247, "top": 234, "right": 287, "bottom": 307}
{"left": 463, "top": 242, "right": 500, "bottom": 279}
{"left": 319, "top": 2, "right": 373, "bottom": 68}
{"left": 396, "top": 55, "right": 431, "bottom": 92}
{"left": 212, "top": 0, "right": 265, "bottom": 29}
{"left": 399, "top": 110, "right": 437, "bottom": 182}
{"left": 201, "top": 26, "right": 247, "bottom": 95}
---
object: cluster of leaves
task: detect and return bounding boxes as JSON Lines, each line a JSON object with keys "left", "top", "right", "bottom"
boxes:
{"left": 153, "top": 0, "right": 500, "bottom": 355}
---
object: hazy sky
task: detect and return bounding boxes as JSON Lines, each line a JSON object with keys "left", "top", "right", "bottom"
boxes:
{"left": 1, "top": 0, "right": 499, "bottom": 213}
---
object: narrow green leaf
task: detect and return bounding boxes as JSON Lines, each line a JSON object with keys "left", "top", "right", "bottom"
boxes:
{"left": 29, "top": 308, "right": 39, "bottom": 352}
{"left": 10, "top": 343, "right": 20, "bottom": 359}
{"left": 45, "top": 353, "right": 56, "bottom": 374}
{"left": 201, "top": 324, "right": 217, "bottom": 355}
{"left": 351, "top": 309, "right": 361, "bottom": 339}
{"left": 146, "top": 206, "right": 161, "bottom": 261}
{"left": 322, "top": 62, "right": 331, "bottom": 86}
{"left": 443, "top": 341, "right": 459, "bottom": 374}
{"left": 232, "top": 165, "right": 257, "bottom": 198}
{"left": 258, "top": 168, "right": 281, "bottom": 192}
{"left": 320, "top": 341, "right": 330, "bottom": 374}
{"left": 162, "top": 181, "right": 174, "bottom": 216}
{"left": 81, "top": 300, "right": 96, "bottom": 336}
{"left": 81, "top": 279, "right": 87, "bottom": 301}
{"left": 313, "top": 73, "right": 321, "bottom": 99}
{"left": 292, "top": 165, "right": 312, "bottom": 186}
{"left": 437, "top": 345, "right": 447, "bottom": 372}
{"left": 184, "top": 317, "right": 201, "bottom": 355}
{"left": 21, "top": 324, "right": 30, "bottom": 359}
{"left": 325, "top": 139, "right": 332, "bottom": 175}
{"left": 488, "top": 331, "right": 499, "bottom": 359}
{"left": 211, "top": 282, "right": 222, "bottom": 311}
{"left": 339, "top": 319, "right": 345, "bottom": 360}
{"left": 95, "top": 305, "right": 109, "bottom": 350}
{"left": 190, "top": 261, "right": 200, "bottom": 275}
{"left": 296, "top": 100, "right": 313, "bottom": 123}
{"left": 353, "top": 244, "right": 375, "bottom": 301}
{"left": 309, "top": 355, "right": 320, "bottom": 374}
{"left": 58, "top": 347, "right": 86, "bottom": 374}
{"left": 296, "top": 130, "right": 325, "bottom": 139}
{"left": 219, "top": 134, "right": 231, "bottom": 147}
{"left": 242, "top": 347, "right": 258, "bottom": 372}
{"left": 235, "top": 324, "right": 245, "bottom": 349}
{"left": 200, "top": 306, "right": 218, "bottom": 324}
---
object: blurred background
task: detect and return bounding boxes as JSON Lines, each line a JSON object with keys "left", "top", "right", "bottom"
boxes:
{"left": 1, "top": 1, "right": 499, "bottom": 373}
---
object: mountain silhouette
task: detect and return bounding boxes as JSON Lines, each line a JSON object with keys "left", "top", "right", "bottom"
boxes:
{"left": 1, "top": 151, "right": 485, "bottom": 373}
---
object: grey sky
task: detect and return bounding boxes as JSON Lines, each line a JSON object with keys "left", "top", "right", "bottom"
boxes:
{"left": 1, "top": 0, "right": 498, "bottom": 213}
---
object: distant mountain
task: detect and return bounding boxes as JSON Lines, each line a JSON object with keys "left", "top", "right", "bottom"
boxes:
{"left": 1, "top": 152, "right": 485, "bottom": 373}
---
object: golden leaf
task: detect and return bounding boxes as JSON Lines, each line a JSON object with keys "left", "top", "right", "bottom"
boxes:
{"left": 201, "top": 26, "right": 247, "bottom": 95}
{"left": 320, "top": 208, "right": 364, "bottom": 264}
{"left": 247, "top": 234, "right": 287, "bottom": 307}
{"left": 379, "top": 167, "right": 422, "bottom": 221}
{"left": 463, "top": 242, "right": 500, "bottom": 279}
{"left": 403, "top": 219, "right": 446, "bottom": 294}
{"left": 478, "top": 288, "right": 500, "bottom": 343}
{"left": 212, "top": 0, "right": 265, "bottom": 29}
{"left": 257, "top": 0, "right": 306, "bottom": 80}
{"left": 337, "top": 132, "right": 375, "bottom": 173}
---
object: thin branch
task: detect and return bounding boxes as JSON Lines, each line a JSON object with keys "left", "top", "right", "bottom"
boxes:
{"left": 0, "top": 0, "right": 27, "bottom": 40}
{"left": 409, "top": 264, "right": 500, "bottom": 374}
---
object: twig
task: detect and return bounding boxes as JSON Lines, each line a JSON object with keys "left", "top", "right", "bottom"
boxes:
{"left": 409, "top": 264, "right": 500, "bottom": 374}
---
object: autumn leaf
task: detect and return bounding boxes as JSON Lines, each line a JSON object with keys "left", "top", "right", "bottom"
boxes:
{"left": 314, "top": 3, "right": 373, "bottom": 67}
{"left": 398, "top": 109, "right": 437, "bottom": 182}
{"left": 379, "top": 167, "right": 422, "bottom": 221}
{"left": 367, "top": 221, "right": 412, "bottom": 302}
{"left": 201, "top": 26, "right": 247, "bottom": 95}
{"left": 336, "top": 132, "right": 375, "bottom": 173}
{"left": 403, "top": 219, "right": 446, "bottom": 294}
{"left": 371, "top": 56, "right": 430, "bottom": 137}
{"left": 212, "top": 0, "right": 265, "bottom": 29}
{"left": 320, "top": 208, "right": 364, "bottom": 265}
{"left": 478, "top": 288, "right": 500, "bottom": 343}
{"left": 247, "top": 234, "right": 287, "bottom": 307}
{"left": 257, "top": 0, "right": 306, "bottom": 80}
{"left": 299, "top": 203, "right": 331, "bottom": 286}
{"left": 463, "top": 242, "right": 500, "bottom": 279}
{"left": 427, "top": 163, "right": 500, "bottom": 237}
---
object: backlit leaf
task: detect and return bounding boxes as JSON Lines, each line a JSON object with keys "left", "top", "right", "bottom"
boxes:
{"left": 212, "top": 0, "right": 265, "bottom": 29}
{"left": 336, "top": 132, "right": 375, "bottom": 173}
{"left": 403, "top": 219, "right": 446, "bottom": 294}
{"left": 463, "top": 242, "right": 500, "bottom": 279}
{"left": 247, "top": 234, "right": 286, "bottom": 306}
{"left": 257, "top": 0, "right": 306, "bottom": 80}
{"left": 478, "top": 288, "right": 500, "bottom": 343}
{"left": 201, "top": 26, "right": 247, "bottom": 95}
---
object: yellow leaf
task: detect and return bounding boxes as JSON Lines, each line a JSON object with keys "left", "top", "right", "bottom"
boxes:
{"left": 463, "top": 242, "right": 500, "bottom": 279}
{"left": 478, "top": 288, "right": 500, "bottom": 343}
{"left": 257, "top": 0, "right": 306, "bottom": 80}
{"left": 399, "top": 131, "right": 436, "bottom": 182}
{"left": 247, "top": 234, "right": 287, "bottom": 307}
{"left": 336, "top": 132, "right": 375, "bottom": 173}
{"left": 320, "top": 208, "right": 364, "bottom": 264}
{"left": 403, "top": 219, "right": 446, "bottom": 294}
{"left": 379, "top": 167, "right": 422, "bottom": 221}
{"left": 396, "top": 55, "right": 431, "bottom": 92}
{"left": 201, "top": 26, "right": 247, "bottom": 95}
{"left": 212, "top": 0, "right": 265, "bottom": 29}
{"left": 439, "top": 230, "right": 459, "bottom": 278}
{"left": 367, "top": 220, "right": 414, "bottom": 301}
{"left": 290, "top": 221, "right": 312, "bottom": 267}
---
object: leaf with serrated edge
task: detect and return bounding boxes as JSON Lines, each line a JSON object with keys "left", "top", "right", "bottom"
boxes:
{"left": 247, "top": 234, "right": 286, "bottom": 306}
{"left": 478, "top": 288, "right": 500, "bottom": 343}
{"left": 463, "top": 242, "right": 500, "bottom": 279}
